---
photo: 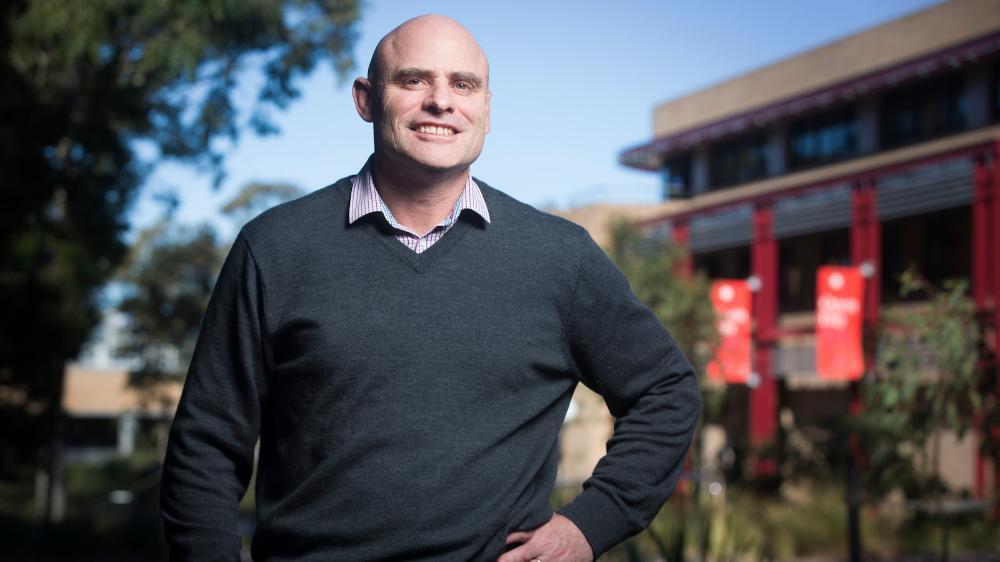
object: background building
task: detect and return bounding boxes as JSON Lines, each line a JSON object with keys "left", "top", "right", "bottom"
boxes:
{"left": 619, "top": 0, "right": 1000, "bottom": 496}
{"left": 62, "top": 364, "right": 180, "bottom": 463}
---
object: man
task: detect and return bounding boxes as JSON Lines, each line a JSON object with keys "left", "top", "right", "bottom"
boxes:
{"left": 160, "top": 14, "right": 700, "bottom": 562}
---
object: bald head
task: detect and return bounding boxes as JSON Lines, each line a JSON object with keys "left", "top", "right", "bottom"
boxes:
{"left": 367, "top": 15, "right": 489, "bottom": 88}
{"left": 352, "top": 14, "right": 492, "bottom": 177}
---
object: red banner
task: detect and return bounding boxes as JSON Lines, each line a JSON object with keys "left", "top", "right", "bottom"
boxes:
{"left": 816, "top": 266, "right": 864, "bottom": 381}
{"left": 707, "top": 280, "right": 752, "bottom": 384}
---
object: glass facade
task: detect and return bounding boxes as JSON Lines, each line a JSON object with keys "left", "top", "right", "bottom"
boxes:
{"left": 708, "top": 133, "right": 768, "bottom": 188}
{"left": 881, "top": 206, "right": 971, "bottom": 303}
{"left": 787, "top": 108, "right": 859, "bottom": 169}
{"left": 993, "top": 60, "right": 1000, "bottom": 121}
{"left": 880, "top": 72, "right": 966, "bottom": 148}
{"left": 692, "top": 246, "right": 750, "bottom": 279}
{"left": 661, "top": 153, "right": 691, "bottom": 200}
{"left": 777, "top": 229, "right": 850, "bottom": 313}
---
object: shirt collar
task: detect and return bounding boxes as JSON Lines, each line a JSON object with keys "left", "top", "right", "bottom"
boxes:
{"left": 348, "top": 158, "right": 491, "bottom": 227}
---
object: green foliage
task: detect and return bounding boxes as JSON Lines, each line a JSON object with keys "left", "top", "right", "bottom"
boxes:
{"left": 590, "top": 479, "right": 999, "bottom": 561}
{"left": 593, "top": 482, "right": 851, "bottom": 561}
{"left": 117, "top": 222, "right": 225, "bottom": 388}
{"left": 1, "top": 449, "right": 169, "bottom": 559}
{"left": 221, "top": 180, "right": 304, "bottom": 225}
{"left": 117, "top": 182, "right": 303, "bottom": 393}
{"left": 855, "top": 267, "right": 993, "bottom": 500}
{"left": 0, "top": 0, "right": 360, "bottom": 521}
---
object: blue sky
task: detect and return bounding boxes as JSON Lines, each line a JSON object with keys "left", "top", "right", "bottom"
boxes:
{"left": 130, "top": 0, "right": 942, "bottom": 240}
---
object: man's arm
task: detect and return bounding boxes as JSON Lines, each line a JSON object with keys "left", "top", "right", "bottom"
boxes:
{"left": 555, "top": 234, "right": 701, "bottom": 558}
{"left": 160, "top": 232, "right": 269, "bottom": 561}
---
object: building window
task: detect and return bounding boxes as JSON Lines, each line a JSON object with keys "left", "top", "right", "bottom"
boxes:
{"left": 992, "top": 61, "right": 1000, "bottom": 121}
{"left": 787, "top": 108, "right": 859, "bottom": 169}
{"left": 881, "top": 206, "right": 971, "bottom": 303}
{"left": 709, "top": 132, "right": 768, "bottom": 189}
{"left": 692, "top": 246, "right": 751, "bottom": 279}
{"left": 661, "top": 153, "right": 691, "bottom": 199}
{"left": 64, "top": 417, "right": 119, "bottom": 448}
{"left": 880, "top": 72, "right": 966, "bottom": 148}
{"left": 778, "top": 229, "right": 850, "bottom": 313}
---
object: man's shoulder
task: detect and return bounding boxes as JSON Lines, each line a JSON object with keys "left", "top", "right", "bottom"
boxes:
{"left": 474, "top": 179, "right": 621, "bottom": 281}
{"left": 239, "top": 175, "right": 352, "bottom": 244}
{"left": 473, "top": 178, "right": 592, "bottom": 242}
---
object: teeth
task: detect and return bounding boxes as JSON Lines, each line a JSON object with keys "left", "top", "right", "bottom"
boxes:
{"left": 417, "top": 125, "right": 454, "bottom": 135}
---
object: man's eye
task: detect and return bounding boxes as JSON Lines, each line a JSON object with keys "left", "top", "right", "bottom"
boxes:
{"left": 405, "top": 78, "right": 423, "bottom": 87}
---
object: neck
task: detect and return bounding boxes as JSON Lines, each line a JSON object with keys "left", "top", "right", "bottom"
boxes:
{"left": 370, "top": 153, "right": 470, "bottom": 236}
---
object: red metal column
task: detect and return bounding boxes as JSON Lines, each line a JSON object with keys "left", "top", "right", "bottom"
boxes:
{"left": 850, "top": 178, "right": 880, "bottom": 411}
{"left": 751, "top": 202, "right": 778, "bottom": 476}
{"left": 851, "top": 178, "right": 881, "bottom": 339}
{"left": 847, "top": 178, "right": 879, "bottom": 558}
{"left": 991, "top": 141, "right": 1000, "bottom": 504}
{"left": 672, "top": 220, "right": 693, "bottom": 277}
{"left": 973, "top": 158, "right": 993, "bottom": 314}
{"left": 972, "top": 156, "right": 993, "bottom": 499}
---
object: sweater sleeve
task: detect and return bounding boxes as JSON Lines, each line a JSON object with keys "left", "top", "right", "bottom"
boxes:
{"left": 160, "top": 232, "right": 269, "bottom": 561}
{"left": 556, "top": 234, "right": 701, "bottom": 558}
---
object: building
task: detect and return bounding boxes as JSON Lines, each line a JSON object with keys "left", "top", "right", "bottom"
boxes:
{"left": 619, "top": 0, "right": 1000, "bottom": 496}
{"left": 62, "top": 363, "right": 181, "bottom": 463}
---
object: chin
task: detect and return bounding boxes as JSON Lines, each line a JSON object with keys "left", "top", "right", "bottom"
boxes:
{"left": 411, "top": 152, "right": 475, "bottom": 172}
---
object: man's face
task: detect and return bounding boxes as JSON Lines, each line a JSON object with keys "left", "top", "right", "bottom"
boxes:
{"left": 355, "top": 21, "right": 491, "bottom": 175}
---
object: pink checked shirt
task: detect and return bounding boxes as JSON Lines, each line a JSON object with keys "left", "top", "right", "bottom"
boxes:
{"left": 348, "top": 160, "right": 491, "bottom": 253}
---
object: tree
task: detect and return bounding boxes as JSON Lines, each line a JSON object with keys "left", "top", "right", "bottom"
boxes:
{"left": 220, "top": 180, "right": 304, "bottom": 225}
{"left": 117, "top": 223, "right": 224, "bottom": 392}
{"left": 116, "top": 181, "right": 304, "bottom": 396}
{"left": 855, "top": 267, "right": 997, "bottom": 501}
{"left": 604, "top": 218, "right": 720, "bottom": 561}
{"left": 0, "top": 0, "right": 360, "bottom": 522}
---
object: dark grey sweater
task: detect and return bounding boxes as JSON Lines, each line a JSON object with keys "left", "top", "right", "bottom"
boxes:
{"left": 160, "top": 176, "right": 701, "bottom": 561}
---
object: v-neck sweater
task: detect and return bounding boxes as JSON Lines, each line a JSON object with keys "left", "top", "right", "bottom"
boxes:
{"left": 160, "top": 176, "right": 701, "bottom": 561}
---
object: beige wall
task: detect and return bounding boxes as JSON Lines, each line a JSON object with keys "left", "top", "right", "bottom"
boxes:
{"left": 937, "top": 429, "right": 978, "bottom": 493}
{"left": 557, "top": 385, "right": 613, "bottom": 486}
{"left": 62, "top": 363, "right": 181, "bottom": 416}
{"left": 550, "top": 201, "right": 680, "bottom": 247}
{"left": 653, "top": 0, "right": 1000, "bottom": 138}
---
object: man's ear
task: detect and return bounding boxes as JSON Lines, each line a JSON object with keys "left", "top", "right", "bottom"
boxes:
{"left": 353, "top": 77, "right": 375, "bottom": 123}
{"left": 484, "top": 90, "right": 491, "bottom": 134}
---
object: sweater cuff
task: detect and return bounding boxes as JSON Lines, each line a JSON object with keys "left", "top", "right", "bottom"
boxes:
{"left": 557, "top": 487, "right": 633, "bottom": 558}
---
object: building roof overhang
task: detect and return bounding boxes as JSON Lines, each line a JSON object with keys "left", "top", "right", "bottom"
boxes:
{"left": 634, "top": 124, "right": 1000, "bottom": 228}
{"left": 620, "top": 31, "right": 1000, "bottom": 172}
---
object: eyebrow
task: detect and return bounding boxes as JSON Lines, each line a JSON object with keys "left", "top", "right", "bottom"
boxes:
{"left": 450, "top": 72, "right": 484, "bottom": 89}
{"left": 390, "top": 67, "right": 485, "bottom": 89}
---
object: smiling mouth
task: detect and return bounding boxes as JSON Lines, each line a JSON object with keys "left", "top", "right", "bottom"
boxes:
{"left": 414, "top": 125, "right": 457, "bottom": 136}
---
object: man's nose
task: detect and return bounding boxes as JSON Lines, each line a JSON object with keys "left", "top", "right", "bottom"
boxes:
{"left": 423, "top": 81, "right": 454, "bottom": 113}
